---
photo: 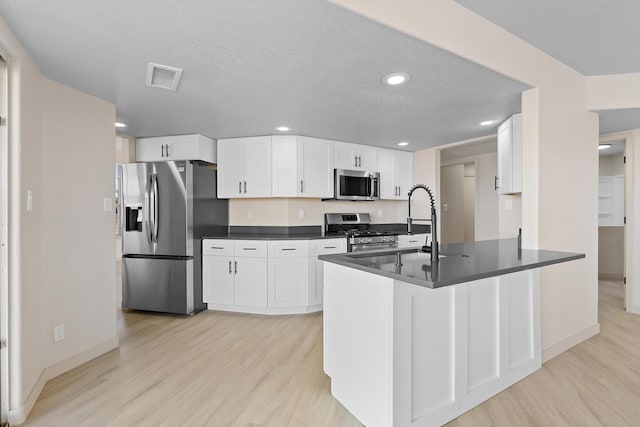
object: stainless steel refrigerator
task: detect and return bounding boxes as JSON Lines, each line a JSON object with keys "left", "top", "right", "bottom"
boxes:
{"left": 121, "top": 161, "right": 228, "bottom": 314}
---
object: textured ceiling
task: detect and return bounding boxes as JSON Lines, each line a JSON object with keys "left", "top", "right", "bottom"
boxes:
{"left": 456, "top": 0, "right": 640, "bottom": 135}
{"left": 599, "top": 109, "right": 640, "bottom": 135}
{"left": 456, "top": 0, "right": 640, "bottom": 76}
{"left": 0, "top": 0, "right": 528, "bottom": 151}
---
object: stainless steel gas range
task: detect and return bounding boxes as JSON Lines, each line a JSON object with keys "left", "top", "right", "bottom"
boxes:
{"left": 324, "top": 213, "right": 398, "bottom": 252}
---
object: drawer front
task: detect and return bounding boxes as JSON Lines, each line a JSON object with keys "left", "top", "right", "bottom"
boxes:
{"left": 202, "top": 239, "right": 234, "bottom": 256}
{"left": 234, "top": 240, "right": 268, "bottom": 257}
{"left": 398, "top": 234, "right": 427, "bottom": 248}
{"left": 311, "top": 238, "right": 348, "bottom": 256}
{"left": 269, "top": 240, "right": 309, "bottom": 258}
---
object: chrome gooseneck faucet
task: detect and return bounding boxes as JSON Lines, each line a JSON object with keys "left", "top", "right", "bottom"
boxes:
{"left": 407, "top": 184, "right": 439, "bottom": 263}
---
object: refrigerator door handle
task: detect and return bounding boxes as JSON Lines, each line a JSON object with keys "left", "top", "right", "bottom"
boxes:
{"left": 151, "top": 174, "right": 159, "bottom": 243}
{"left": 144, "top": 174, "right": 152, "bottom": 243}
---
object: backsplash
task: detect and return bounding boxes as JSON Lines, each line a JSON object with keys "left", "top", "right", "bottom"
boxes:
{"left": 229, "top": 198, "right": 408, "bottom": 226}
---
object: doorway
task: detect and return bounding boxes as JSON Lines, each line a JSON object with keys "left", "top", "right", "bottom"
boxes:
{"left": 597, "top": 139, "right": 626, "bottom": 308}
{"left": 440, "top": 163, "right": 475, "bottom": 243}
{"left": 439, "top": 140, "right": 499, "bottom": 244}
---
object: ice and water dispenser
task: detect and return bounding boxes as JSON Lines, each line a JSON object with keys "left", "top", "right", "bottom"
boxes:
{"left": 125, "top": 204, "right": 143, "bottom": 232}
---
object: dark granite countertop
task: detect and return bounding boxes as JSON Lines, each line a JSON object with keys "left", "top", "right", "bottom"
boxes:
{"left": 319, "top": 238, "right": 585, "bottom": 288}
{"left": 201, "top": 224, "right": 429, "bottom": 241}
{"left": 202, "top": 231, "right": 341, "bottom": 241}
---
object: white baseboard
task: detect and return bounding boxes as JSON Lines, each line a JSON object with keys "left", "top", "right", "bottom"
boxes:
{"left": 541, "top": 323, "right": 600, "bottom": 363}
{"left": 8, "top": 336, "right": 119, "bottom": 425}
{"left": 626, "top": 304, "right": 640, "bottom": 315}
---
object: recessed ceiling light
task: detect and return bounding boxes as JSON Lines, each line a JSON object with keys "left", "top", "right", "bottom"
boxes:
{"left": 599, "top": 144, "right": 611, "bottom": 150}
{"left": 115, "top": 122, "right": 128, "bottom": 128}
{"left": 275, "top": 126, "right": 290, "bottom": 132}
{"left": 383, "top": 72, "right": 411, "bottom": 86}
{"left": 397, "top": 141, "right": 409, "bottom": 146}
{"left": 479, "top": 120, "right": 496, "bottom": 126}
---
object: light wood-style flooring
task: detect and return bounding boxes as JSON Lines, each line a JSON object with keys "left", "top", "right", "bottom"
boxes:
{"left": 22, "top": 278, "right": 640, "bottom": 426}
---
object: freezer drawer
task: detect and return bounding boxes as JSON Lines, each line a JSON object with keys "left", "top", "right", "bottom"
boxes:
{"left": 122, "top": 256, "right": 195, "bottom": 314}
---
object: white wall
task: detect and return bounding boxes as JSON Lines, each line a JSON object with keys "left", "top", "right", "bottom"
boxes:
{"left": 40, "top": 79, "right": 117, "bottom": 368}
{"left": 330, "top": 0, "right": 599, "bottom": 361}
{"left": 0, "top": 17, "right": 118, "bottom": 424}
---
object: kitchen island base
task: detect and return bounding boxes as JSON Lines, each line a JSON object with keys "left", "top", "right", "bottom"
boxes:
{"left": 323, "top": 263, "right": 541, "bottom": 427}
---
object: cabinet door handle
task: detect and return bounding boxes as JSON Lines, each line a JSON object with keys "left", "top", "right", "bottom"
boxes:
{"left": 323, "top": 246, "right": 336, "bottom": 249}
{"left": 357, "top": 156, "right": 361, "bottom": 167}
{"left": 244, "top": 181, "right": 247, "bottom": 193}
{"left": 242, "top": 248, "right": 257, "bottom": 251}
{"left": 210, "top": 246, "right": 224, "bottom": 249}
{"left": 281, "top": 248, "right": 296, "bottom": 251}
{"left": 398, "top": 186, "right": 401, "bottom": 196}
{"left": 161, "top": 144, "right": 166, "bottom": 157}
{"left": 353, "top": 156, "right": 357, "bottom": 167}
{"left": 234, "top": 261, "right": 237, "bottom": 274}
{"left": 239, "top": 181, "right": 242, "bottom": 194}
{"left": 165, "top": 144, "right": 170, "bottom": 157}
{"left": 228, "top": 260, "right": 232, "bottom": 274}
{"left": 494, "top": 176, "right": 499, "bottom": 190}
{"left": 300, "top": 180, "right": 304, "bottom": 193}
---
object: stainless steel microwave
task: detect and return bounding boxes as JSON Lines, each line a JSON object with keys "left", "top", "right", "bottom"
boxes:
{"left": 334, "top": 169, "right": 380, "bottom": 201}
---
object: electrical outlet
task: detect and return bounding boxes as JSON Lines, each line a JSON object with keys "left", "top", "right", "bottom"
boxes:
{"left": 27, "top": 190, "right": 33, "bottom": 211}
{"left": 247, "top": 209, "right": 253, "bottom": 218}
{"left": 103, "top": 197, "right": 112, "bottom": 211}
{"left": 53, "top": 324, "right": 65, "bottom": 342}
{"left": 298, "top": 209, "right": 305, "bottom": 219}
{"left": 443, "top": 203, "right": 449, "bottom": 212}
{"left": 377, "top": 209, "right": 383, "bottom": 218}
{"left": 505, "top": 199, "right": 513, "bottom": 211}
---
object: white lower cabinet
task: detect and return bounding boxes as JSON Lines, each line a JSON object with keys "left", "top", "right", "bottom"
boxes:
{"left": 202, "top": 255, "right": 234, "bottom": 305}
{"left": 309, "top": 238, "right": 348, "bottom": 306}
{"left": 203, "top": 237, "right": 346, "bottom": 314}
{"left": 268, "top": 240, "right": 309, "bottom": 308}
{"left": 202, "top": 240, "right": 267, "bottom": 311}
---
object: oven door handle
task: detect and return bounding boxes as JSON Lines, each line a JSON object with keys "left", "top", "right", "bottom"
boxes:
{"left": 350, "top": 242, "right": 398, "bottom": 252}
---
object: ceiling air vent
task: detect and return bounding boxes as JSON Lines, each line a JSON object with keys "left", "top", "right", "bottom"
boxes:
{"left": 146, "top": 63, "right": 183, "bottom": 91}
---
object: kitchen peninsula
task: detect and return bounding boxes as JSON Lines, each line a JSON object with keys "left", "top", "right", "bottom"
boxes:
{"left": 320, "top": 238, "right": 584, "bottom": 427}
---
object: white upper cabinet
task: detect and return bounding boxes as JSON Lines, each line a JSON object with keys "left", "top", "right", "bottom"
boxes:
{"left": 217, "top": 136, "right": 272, "bottom": 198}
{"left": 378, "top": 148, "right": 413, "bottom": 200}
{"left": 272, "top": 135, "right": 334, "bottom": 198}
{"left": 496, "top": 113, "right": 522, "bottom": 195}
{"left": 334, "top": 141, "right": 378, "bottom": 171}
{"left": 136, "top": 134, "right": 216, "bottom": 163}
{"left": 299, "top": 136, "right": 334, "bottom": 197}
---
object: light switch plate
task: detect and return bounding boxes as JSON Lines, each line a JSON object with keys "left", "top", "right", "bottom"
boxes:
{"left": 103, "top": 197, "right": 112, "bottom": 211}
{"left": 298, "top": 209, "right": 305, "bottom": 219}
{"left": 27, "top": 190, "right": 33, "bottom": 211}
{"left": 53, "top": 324, "right": 65, "bottom": 342}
